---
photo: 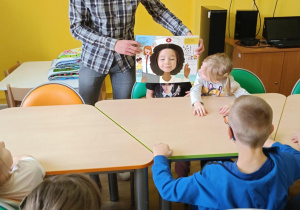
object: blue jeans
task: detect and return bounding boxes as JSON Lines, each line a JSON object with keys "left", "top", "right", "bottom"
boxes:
{"left": 79, "top": 60, "right": 135, "bottom": 105}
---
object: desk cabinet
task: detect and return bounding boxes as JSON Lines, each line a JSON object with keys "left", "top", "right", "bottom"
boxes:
{"left": 226, "top": 38, "right": 300, "bottom": 96}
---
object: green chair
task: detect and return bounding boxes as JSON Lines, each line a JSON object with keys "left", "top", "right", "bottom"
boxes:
{"left": 291, "top": 79, "right": 300, "bottom": 94}
{"left": 0, "top": 198, "right": 19, "bottom": 210}
{"left": 131, "top": 82, "right": 147, "bottom": 99}
{"left": 230, "top": 68, "right": 266, "bottom": 94}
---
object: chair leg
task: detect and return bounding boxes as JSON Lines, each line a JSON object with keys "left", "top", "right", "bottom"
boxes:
{"left": 108, "top": 173, "right": 119, "bottom": 202}
{"left": 90, "top": 174, "right": 102, "bottom": 189}
{"left": 130, "top": 171, "right": 135, "bottom": 207}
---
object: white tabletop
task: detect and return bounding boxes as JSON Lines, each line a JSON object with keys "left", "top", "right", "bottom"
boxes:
{"left": 95, "top": 94, "right": 286, "bottom": 159}
{"left": 275, "top": 94, "right": 300, "bottom": 150}
{"left": 0, "top": 61, "right": 78, "bottom": 90}
{"left": 0, "top": 105, "right": 153, "bottom": 175}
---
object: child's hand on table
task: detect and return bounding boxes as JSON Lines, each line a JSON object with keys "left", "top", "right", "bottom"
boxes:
{"left": 291, "top": 130, "right": 300, "bottom": 145}
{"left": 184, "top": 91, "right": 190, "bottom": 97}
{"left": 193, "top": 102, "right": 208, "bottom": 117}
{"left": 153, "top": 143, "right": 173, "bottom": 158}
{"left": 219, "top": 105, "right": 230, "bottom": 115}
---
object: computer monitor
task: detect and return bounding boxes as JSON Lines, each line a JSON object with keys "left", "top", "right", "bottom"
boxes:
{"left": 263, "top": 16, "right": 300, "bottom": 41}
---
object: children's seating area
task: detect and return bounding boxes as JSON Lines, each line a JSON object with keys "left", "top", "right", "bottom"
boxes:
{"left": 1, "top": 1, "right": 300, "bottom": 208}
{"left": 0, "top": 60, "right": 300, "bottom": 209}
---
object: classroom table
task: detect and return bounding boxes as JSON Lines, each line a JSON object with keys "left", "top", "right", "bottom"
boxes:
{"left": 0, "top": 61, "right": 78, "bottom": 90}
{"left": 96, "top": 93, "right": 286, "bottom": 210}
{"left": 96, "top": 93, "right": 286, "bottom": 159}
{"left": 0, "top": 104, "right": 153, "bottom": 210}
{"left": 275, "top": 94, "right": 300, "bottom": 150}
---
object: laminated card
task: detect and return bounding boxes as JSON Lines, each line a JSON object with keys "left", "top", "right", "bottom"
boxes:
{"left": 135, "top": 35, "right": 199, "bottom": 83}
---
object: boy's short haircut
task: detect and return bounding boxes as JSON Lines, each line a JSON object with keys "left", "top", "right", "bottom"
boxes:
{"left": 229, "top": 95, "right": 273, "bottom": 148}
{"left": 21, "top": 174, "right": 101, "bottom": 210}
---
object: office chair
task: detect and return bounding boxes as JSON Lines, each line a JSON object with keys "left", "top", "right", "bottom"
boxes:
{"left": 230, "top": 68, "right": 266, "bottom": 94}
{"left": 291, "top": 79, "right": 300, "bottom": 94}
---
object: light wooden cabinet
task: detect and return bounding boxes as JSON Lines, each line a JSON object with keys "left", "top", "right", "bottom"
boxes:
{"left": 226, "top": 38, "right": 300, "bottom": 96}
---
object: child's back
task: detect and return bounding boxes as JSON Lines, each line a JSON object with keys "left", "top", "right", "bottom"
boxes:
{"left": 152, "top": 95, "right": 300, "bottom": 209}
{"left": 0, "top": 142, "right": 45, "bottom": 201}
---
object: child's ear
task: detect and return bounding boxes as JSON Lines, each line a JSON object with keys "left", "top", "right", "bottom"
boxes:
{"left": 270, "top": 124, "right": 274, "bottom": 135}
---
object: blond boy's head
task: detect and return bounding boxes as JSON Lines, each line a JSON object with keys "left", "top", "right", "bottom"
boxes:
{"left": 228, "top": 95, "right": 273, "bottom": 148}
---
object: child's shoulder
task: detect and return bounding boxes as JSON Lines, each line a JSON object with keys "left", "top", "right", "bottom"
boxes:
{"left": 13, "top": 157, "right": 45, "bottom": 175}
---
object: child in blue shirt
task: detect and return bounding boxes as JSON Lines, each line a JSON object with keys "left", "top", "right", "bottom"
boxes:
{"left": 152, "top": 95, "right": 300, "bottom": 209}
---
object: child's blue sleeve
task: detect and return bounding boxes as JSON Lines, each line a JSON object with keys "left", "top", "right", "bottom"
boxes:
{"left": 272, "top": 142, "right": 300, "bottom": 155}
{"left": 152, "top": 156, "right": 218, "bottom": 208}
{"left": 272, "top": 142, "right": 300, "bottom": 180}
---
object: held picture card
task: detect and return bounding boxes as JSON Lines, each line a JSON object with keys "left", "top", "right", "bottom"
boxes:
{"left": 135, "top": 35, "right": 199, "bottom": 83}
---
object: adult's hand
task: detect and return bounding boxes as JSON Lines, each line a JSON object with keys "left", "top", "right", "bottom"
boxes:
{"left": 187, "top": 32, "right": 205, "bottom": 57}
{"left": 114, "top": 40, "right": 142, "bottom": 56}
{"left": 195, "top": 38, "right": 204, "bottom": 57}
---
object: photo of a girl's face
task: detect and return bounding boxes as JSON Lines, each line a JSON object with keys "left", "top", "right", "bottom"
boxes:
{"left": 157, "top": 49, "right": 177, "bottom": 73}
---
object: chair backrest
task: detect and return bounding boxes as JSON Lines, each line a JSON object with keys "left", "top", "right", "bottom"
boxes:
{"left": 4, "top": 61, "right": 21, "bottom": 108}
{"left": 230, "top": 68, "right": 266, "bottom": 94}
{"left": 291, "top": 79, "right": 300, "bottom": 94}
{"left": 131, "top": 82, "right": 147, "bottom": 99}
{"left": 4, "top": 61, "right": 21, "bottom": 77}
{"left": 21, "top": 82, "right": 85, "bottom": 107}
{"left": 6, "top": 84, "right": 32, "bottom": 108}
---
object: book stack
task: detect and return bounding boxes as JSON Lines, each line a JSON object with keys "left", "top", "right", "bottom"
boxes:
{"left": 48, "top": 48, "right": 81, "bottom": 81}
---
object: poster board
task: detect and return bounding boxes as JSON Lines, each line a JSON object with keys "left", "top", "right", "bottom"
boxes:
{"left": 135, "top": 35, "right": 199, "bottom": 83}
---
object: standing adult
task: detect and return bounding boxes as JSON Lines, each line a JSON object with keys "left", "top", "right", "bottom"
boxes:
{"left": 69, "top": 0, "right": 204, "bottom": 105}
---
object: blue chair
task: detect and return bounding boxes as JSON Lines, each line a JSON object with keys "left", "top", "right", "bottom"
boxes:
{"left": 131, "top": 82, "right": 147, "bottom": 99}
{"left": 291, "top": 79, "right": 300, "bottom": 94}
{"left": 230, "top": 68, "right": 266, "bottom": 94}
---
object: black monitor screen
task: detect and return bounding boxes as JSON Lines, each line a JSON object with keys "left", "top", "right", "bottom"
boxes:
{"left": 264, "top": 16, "right": 300, "bottom": 41}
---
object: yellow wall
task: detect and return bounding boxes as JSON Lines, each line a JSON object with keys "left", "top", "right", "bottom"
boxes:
{"left": 1, "top": 0, "right": 299, "bottom": 101}
{"left": 0, "top": 0, "right": 192, "bottom": 100}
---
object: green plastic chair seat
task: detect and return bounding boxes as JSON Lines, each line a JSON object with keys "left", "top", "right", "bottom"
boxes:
{"left": 0, "top": 198, "right": 19, "bottom": 210}
{"left": 291, "top": 79, "right": 300, "bottom": 94}
{"left": 131, "top": 82, "right": 147, "bottom": 99}
{"left": 230, "top": 68, "right": 266, "bottom": 94}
